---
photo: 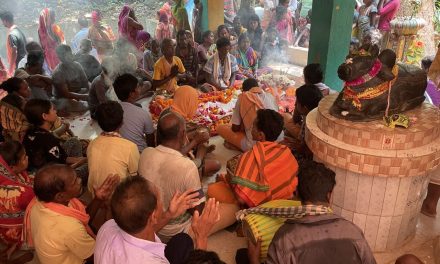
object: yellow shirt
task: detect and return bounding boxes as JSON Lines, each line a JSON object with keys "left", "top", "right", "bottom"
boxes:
{"left": 87, "top": 135, "right": 139, "bottom": 194}
{"left": 153, "top": 56, "right": 186, "bottom": 92}
{"left": 30, "top": 201, "right": 95, "bottom": 264}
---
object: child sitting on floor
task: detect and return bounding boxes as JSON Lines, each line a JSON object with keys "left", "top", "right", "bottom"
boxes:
{"left": 23, "top": 99, "right": 88, "bottom": 182}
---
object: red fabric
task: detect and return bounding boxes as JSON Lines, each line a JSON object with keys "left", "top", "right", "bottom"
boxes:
{"left": 378, "top": 0, "right": 400, "bottom": 31}
{"left": 0, "top": 156, "right": 34, "bottom": 245}
{"left": 38, "top": 8, "right": 62, "bottom": 70}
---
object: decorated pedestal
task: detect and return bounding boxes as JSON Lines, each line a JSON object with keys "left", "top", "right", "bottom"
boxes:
{"left": 305, "top": 94, "right": 440, "bottom": 252}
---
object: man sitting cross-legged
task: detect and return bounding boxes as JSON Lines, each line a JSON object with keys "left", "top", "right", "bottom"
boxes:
{"left": 217, "top": 78, "right": 280, "bottom": 152}
{"left": 95, "top": 176, "right": 220, "bottom": 263}
{"left": 139, "top": 112, "right": 239, "bottom": 242}
{"left": 246, "top": 160, "right": 376, "bottom": 264}
{"left": 87, "top": 101, "right": 140, "bottom": 196}
{"left": 23, "top": 164, "right": 119, "bottom": 264}
{"left": 209, "top": 109, "right": 298, "bottom": 208}
{"left": 51, "top": 44, "right": 89, "bottom": 115}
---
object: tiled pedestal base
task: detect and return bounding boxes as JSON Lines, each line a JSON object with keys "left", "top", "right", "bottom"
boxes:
{"left": 305, "top": 95, "right": 440, "bottom": 252}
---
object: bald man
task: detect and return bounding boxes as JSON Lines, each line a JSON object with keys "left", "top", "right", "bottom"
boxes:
{"left": 139, "top": 112, "right": 201, "bottom": 242}
{"left": 139, "top": 113, "right": 239, "bottom": 241}
{"left": 152, "top": 38, "right": 188, "bottom": 92}
{"left": 25, "top": 164, "right": 119, "bottom": 264}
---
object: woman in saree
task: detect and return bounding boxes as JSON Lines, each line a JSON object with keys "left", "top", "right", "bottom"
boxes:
{"left": 0, "top": 140, "right": 34, "bottom": 264}
{"left": 118, "top": 5, "right": 144, "bottom": 45}
{"left": 135, "top": 31, "right": 151, "bottom": 68}
{"left": 272, "top": 4, "right": 294, "bottom": 45}
{"left": 172, "top": 0, "right": 191, "bottom": 32}
{"left": 0, "top": 77, "right": 30, "bottom": 142}
{"left": 155, "top": 10, "right": 173, "bottom": 43}
{"left": 38, "top": 8, "right": 65, "bottom": 71}
{"left": 247, "top": 14, "right": 264, "bottom": 54}
{"left": 235, "top": 33, "right": 259, "bottom": 80}
{"left": 198, "top": 30, "right": 217, "bottom": 66}
{"left": 160, "top": 86, "right": 221, "bottom": 177}
{"left": 88, "top": 10, "right": 116, "bottom": 61}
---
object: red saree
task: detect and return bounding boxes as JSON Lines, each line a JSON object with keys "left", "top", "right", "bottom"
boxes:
{"left": 38, "top": 8, "right": 64, "bottom": 71}
{"left": 0, "top": 156, "right": 34, "bottom": 246}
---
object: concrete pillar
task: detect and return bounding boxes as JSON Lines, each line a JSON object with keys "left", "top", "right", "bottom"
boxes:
{"left": 201, "top": 0, "right": 225, "bottom": 33}
{"left": 307, "top": 0, "right": 353, "bottom": 91}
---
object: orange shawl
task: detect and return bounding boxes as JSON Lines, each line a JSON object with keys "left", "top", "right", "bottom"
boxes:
{"left": 171, "top": 85, "right": 199, "bottom": 120}
{"left": 239, "top": 87, "right": 264, "bottom": 129}
{"left": 23, "top": 197, "right": 95, "bottom": 247}
{"left": 231, "top": 141, "right": 298, "bottom": 207}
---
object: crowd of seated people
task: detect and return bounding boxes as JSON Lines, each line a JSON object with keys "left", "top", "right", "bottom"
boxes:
{"left": 0, "top": 1, "right": 431, "bottom": 263}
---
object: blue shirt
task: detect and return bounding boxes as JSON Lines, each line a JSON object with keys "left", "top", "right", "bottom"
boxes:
{"left": 119, "top": 102, "right": 155, "bottom": 152}
{"left": 71, "top": 28, "right": 89, "bottom": 54}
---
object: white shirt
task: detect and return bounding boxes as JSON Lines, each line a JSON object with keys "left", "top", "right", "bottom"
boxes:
{"left": 95, "top": 220, "right": 169, "bottom": 264}
{"left": 139, "top": 145, "right": 201, "bottom": 240}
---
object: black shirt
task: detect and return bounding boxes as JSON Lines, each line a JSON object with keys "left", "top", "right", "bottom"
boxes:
{"left": 8, "top": 27, "right": 27, "bottom": 68}
{"left": 23, "top": 127, "right": 67, "bottom": 170}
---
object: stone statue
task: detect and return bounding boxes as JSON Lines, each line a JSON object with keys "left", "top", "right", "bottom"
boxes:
{"left": 330, "top": 44, "right": 427, "bottom": 121}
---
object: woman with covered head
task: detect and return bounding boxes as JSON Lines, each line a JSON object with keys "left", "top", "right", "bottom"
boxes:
{"left": 0, "top": 77, "right": 31, "bottom": 142}
{"left": 155, "top": 10, "right": 173, "bottom": 43}
{"left": 88, "top": 10, "right": 116, "bottom": 61}
{"left": 0, "top": 141, "right": 34, "bottom": 263}
{"left": 38, "top": 8, "right": 65, "bottom": 71}
{"left": 118, "top": 5, "right": 144, "bottom": 45}
{"left": 134, "top": 30, "right": 151, "bottom": 68}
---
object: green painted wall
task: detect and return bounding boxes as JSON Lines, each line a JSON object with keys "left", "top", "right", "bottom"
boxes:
{"left": 307, "top": 0, "right": 354, "bottom": 91}
{"left": 201, "top": 0, "right": 209, "bottom": 33}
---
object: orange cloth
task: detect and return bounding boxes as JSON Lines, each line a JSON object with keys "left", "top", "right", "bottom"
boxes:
{"left": 38, "top": 8, "right": 64, "bottom": 70}
{"left": 207, "top": 181, "right": 238, "bottom": 204}
{"left": 23, "top": 197, "right": 95, "bottom": 247}
{"left": 88, "top": 24, "right": 115, "bottom": 59}
{"left": 170, "top": 86, "right": 199, "bottom": 120}
{"left": 231, "top": 141, "right": 298, "bottom": 207}
{"left": 239, "top": 87, "right": 264, "bottom": 129}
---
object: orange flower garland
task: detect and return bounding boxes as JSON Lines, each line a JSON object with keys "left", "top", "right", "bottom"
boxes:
{"left": 149, "top": 87, "right": 239, "bottom": 135}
